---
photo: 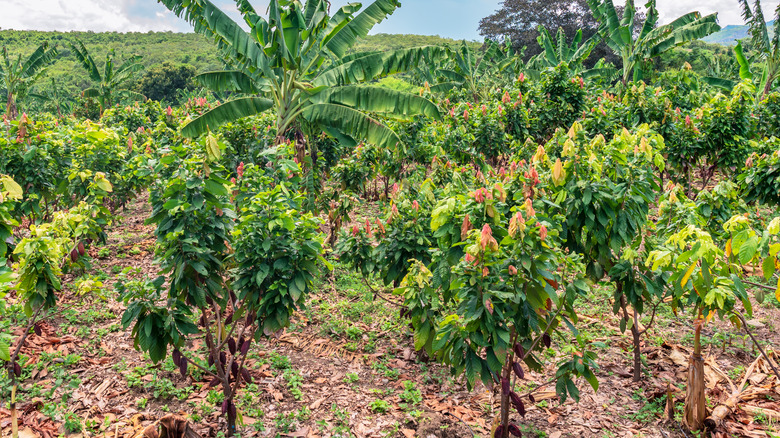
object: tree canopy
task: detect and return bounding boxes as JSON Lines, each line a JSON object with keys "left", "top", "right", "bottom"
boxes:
{"left": 478, "top": 0, "right": 641, "bottom": 66}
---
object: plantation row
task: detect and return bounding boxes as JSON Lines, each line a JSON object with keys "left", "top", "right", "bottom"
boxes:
{"left": 3, "top": 0, "right": 780, "bottom": 436}
{"left": 2, "top": 62, "right": 780, "bottom": 435}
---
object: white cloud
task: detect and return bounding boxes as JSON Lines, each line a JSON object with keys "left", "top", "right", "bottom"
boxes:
{"left": 1, "top": 0, "right": 186, "bottom": 32}
{"left": 1, "top": 0, "right": 779, "bottom": 36}
{"left": 640, "top": 0, "right": 780, "bottom": 26}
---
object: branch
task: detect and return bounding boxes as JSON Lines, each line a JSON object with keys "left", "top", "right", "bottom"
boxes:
{"left": 733, "top": 310, "right": 780, "bottom": 380}
{"left": 363, "top": 277, "right": 402, "bottom": 308}
{"left": 180, "top": 352, "right": 217, "bottom": 379}
{"left": 742, "top": 279, "right": 777, "bottom": 291}
{"left": 11, "top": 304, "right": 44, "bottom": 362}
{"left": 520, "top": 301, "right": 566, "bottom": 363}
{"left": 638, "top": 297, "right": 663, "bottom": 337}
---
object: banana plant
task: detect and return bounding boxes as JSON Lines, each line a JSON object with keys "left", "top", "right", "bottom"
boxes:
{"left": 69, "top": 40, "right": 145, "bottom": 115}
{"left": 0, "top": 42, "right": 58, "bottom": 119}
{"left": 527, "top": 25, "right": 617, "bottom": 81}
{"left": 587, "top": 0, "right": 720, "bottom": 85}
{"left": 702, "top": 41, "right": 754, "bottom": 93}
{"left": 428, "top": 39, "right": 517, "bottom": 102}
{"left": 30, "top": 78, "right": 75, "bottom": 119}
{"left": 530, "top": 26, "right": 597, "bottom": 70}
{"left": 159, "top": 0, "right": 443, "bottom": 151}
{"left": 738, "top": 0, "right": 780, "bottom": 99}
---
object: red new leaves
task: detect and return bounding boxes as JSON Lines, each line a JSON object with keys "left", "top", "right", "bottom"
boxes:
{"left": 480, "top": 224, "right": 499, "bottom": 252}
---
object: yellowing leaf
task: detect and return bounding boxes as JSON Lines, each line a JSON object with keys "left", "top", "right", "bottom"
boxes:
{"left": 567, "top": 121, "right": 581, "bottom": 139}
{"left": 725, "top": 240, "right": 732, "bottom": 257}
{"left": 1, "top": 175, "right": 23, "bottom": 200}
{"left": 205, "top": 132, "right": 221, "bottom": 161}
{"left": 776, "top": 276, "right": 780, "bottom": 302}
{"left": 551, "top": 158, "right": 565, "bottom": 186}
{"left": 768, "top": 217, "right": 780, "bottom": 235}
{"left": 562, "top": 139, "right": 575, "bottom": 157}
{"left": 532, "top": 145, "right": 546, "bottom": 163}
{"left": 94, "top": 176, "right": 113, "bottom": 192}
{"left": 681, "top": 263, "right": 696, "bottom": 287}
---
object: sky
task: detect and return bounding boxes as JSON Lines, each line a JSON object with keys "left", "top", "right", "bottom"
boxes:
{"left": 1, "top": 0, "right": 778, "bottom": 40}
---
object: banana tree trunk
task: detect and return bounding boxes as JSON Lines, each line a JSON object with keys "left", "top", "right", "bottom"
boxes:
{"left": 684, "top": 320, "right": 706, "bottom": 431}
{"left": 6, "top": 93, "right": 18, "bottom": 119}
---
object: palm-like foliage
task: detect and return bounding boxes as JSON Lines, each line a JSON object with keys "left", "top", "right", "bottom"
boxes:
{"left": 531, "top": 26, "right": 598, "bottom": 69}
{"left": 69, "top": 40, "right": 145, "bottom": 115}
{"left": 702, "top": 41, "right": 754, "bottom": 93}
{"left": 587, "top": 0, "right": 720, "bottom": 84}
{"left": 738, "top": 0, "right": 780, "bottom": 98}
{"left": 427, "top": 40, "right": 517, "bottom": 102}
{"left": 0, "top": 42, "right": 58, "bottom": 119}
{"left": 527, "top": 25, "right": 618, "bottom": 81}
{"left": 159, "top": 0, "right": 442, "bottom": 149}
{"left": 30, "top": 78, "right": 75, "bottom": 118}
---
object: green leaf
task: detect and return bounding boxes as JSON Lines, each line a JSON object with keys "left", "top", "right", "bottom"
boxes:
{"left": 762, "top": 256, "right": 775, "bottom": 281}
{"left": 734, "top": 41, "right": 753, "bottom": 81}
{"left": 301, "top": 103, "right": 401, "bottom": 149}
{"left": 324, "top": 0, "right": 401, "bottom": 58}
{"left": 195, "top": 70, "right": 261, "bottom": 94}
{"left": 0, "top": 340, "right": 9, "bottom": 362}
{"left": 738, "top": 238, "right": 758, "bottom": 265}
{"left": 182, "top": 98, "right": 274, "bottom": 139}
{"left": 204, "top": 179, "right": 228, "bottom": 197}
{"left": 465, "top": 349, "right": 480, "bottom": 390}
{"left": 254, "top": 264, "right": 270, "bottom": 286}
{"left": 313, "top": 85, "right": 440, "bottom": 120}
{"left": 413, "top": 322, "right": 430, "bottom": 351}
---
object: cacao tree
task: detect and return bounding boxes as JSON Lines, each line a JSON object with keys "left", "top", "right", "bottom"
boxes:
{"left": 392, "top": 160, "right": 600, "bottom": 437}
{"left": 122, "top": 136, "right": 326, "bottom": 435}
{"left": 552, "top": 123, "right": 667, "bottom": 381}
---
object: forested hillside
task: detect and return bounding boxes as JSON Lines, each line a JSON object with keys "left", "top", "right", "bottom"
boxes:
{"left": 0, "top": 30, "right": 475, "bottom": 107}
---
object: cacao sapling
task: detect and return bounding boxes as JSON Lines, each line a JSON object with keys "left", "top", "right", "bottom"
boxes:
{"left": 397, "top": 198, "right": 599, "bottom": 438}
{"left": 123, "top": 138, "right": 325, "bottom": 436}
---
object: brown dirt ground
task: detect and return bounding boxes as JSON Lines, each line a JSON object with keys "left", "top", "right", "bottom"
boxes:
{"left": 2, "top": 193, "right": 780, "bottom": 438}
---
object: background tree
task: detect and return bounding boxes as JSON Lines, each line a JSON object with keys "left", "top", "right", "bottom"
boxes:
{"left": 30, "top": 77, "right": 74, "bottom": 118}
{"left": 478, "top": 0, "right": 640, "bottom": 67}
{"left": 133, "top": 62, "right": 196, "bottom": 105}
{"left": 0, "top": 42, "right": 58, "bottom": 119}
{"left": 427, "top": 40, "right": 517, "bottom": 102}
{"left": 527, "top": 25, "right": 616, "bottom": 80}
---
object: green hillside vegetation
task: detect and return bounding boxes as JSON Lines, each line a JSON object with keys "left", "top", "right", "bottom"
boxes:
{"left": 703, "top": 19, "right": 776, "bottom": 45}
{"left": 0, "top": 30, "right": 222, "bottom": 95}
{"left": 0, "top": 28, "right": 756, "bottom": 115}
{"left": 0, "top": 30, "right": 475, "bottom": 110}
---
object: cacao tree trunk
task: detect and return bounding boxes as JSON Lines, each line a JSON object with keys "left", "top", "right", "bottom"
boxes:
{"left": 631, "top": 308, "right": 642, "bottom": 382}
